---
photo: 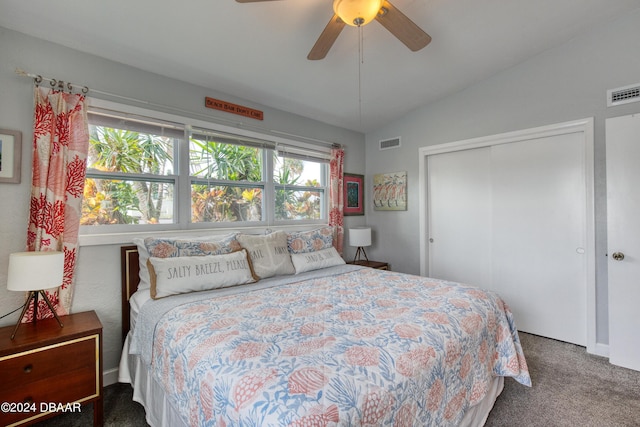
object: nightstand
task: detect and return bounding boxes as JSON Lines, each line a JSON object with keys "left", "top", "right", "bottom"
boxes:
{"left": 0, "top": 311, "right": 103, "bottom": 427}
{"left": 348, "top": 260, "right": 389, "bottom": 270}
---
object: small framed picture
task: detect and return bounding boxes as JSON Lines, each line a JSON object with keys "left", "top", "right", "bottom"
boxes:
{"left": 344, "top": 173, "right": 364, "bottom": 216}
{"left": 0, "top": 129, "right": 22, "bottom": 184}
{"left": 373, "top": 171, "right": 407, "bottom": 211}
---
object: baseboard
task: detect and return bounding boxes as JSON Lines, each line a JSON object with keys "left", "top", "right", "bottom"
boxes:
{"left": 591, "top": 342, "right": 610, "bottom": 358}
{"left": 103, "top": 367, "right": 119, "bottom": 387}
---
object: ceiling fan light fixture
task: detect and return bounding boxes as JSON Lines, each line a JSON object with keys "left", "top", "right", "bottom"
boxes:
{"left": 333, "top": 0, "right": 384, "bottom": 27}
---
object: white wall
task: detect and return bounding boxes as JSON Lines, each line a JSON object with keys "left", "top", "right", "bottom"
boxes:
{"left": 0, "top": 27, "right": 366, "bottom": 381}
{"left": 364, "top": 8, "right": 640, "bottom": 346}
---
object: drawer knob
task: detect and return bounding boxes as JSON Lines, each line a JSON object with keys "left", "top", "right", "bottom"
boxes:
{"left": 23, "top": 364, "right": 33, "bottom": 373}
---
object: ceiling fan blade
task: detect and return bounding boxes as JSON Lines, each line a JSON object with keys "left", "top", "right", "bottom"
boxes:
{"left": 375, "top": 0, "right": 431, "bottom": 52}
{"left": 308, "top": 15, "right": 346, "bottom": 60}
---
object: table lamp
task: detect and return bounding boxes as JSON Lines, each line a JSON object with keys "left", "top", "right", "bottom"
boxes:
{"left": 7, "top": 251, "right": 65, "bottom": 340}
{"left": 349, "top": 227, "right": 371, "bottom": 263}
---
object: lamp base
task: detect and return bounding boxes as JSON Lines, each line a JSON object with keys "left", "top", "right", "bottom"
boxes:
{"left": 353, "top": 246, "right": 369, "bottom": 263}
{"left": 11, "top": 290, "right": 64, "bottom": 340}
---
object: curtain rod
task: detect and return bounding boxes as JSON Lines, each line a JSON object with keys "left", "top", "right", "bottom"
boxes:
{"left": 14, "top": 68, "right": 342, "bottom": 149}
{"left": 15, "top": 68, "right": 89, "bottom": 94}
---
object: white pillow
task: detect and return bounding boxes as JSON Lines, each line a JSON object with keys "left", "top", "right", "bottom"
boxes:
{"left": 133, "top": 233, "right": 239, "bottom": 290}
{"left": 291, "top": 246, "right": 345, "bottom": 274}
{"left": 148, "top": 249, "right": 258, "bottom": 299}
{"left": 133, "top": 237, "right": 152, "bottom": 290}
{"left": 237, "top": 231, "right": 295, "bottom": 278}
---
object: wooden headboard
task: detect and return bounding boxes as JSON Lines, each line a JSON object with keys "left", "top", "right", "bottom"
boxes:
{"left": 120, "top": 245, "right": 140, "bottom": 344}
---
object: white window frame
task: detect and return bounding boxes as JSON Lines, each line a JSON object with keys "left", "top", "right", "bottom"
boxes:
{"left": 80, "top": 99, "right": 330, "bottom": 243}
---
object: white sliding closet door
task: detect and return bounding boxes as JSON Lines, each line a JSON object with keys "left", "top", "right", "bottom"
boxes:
{"left": 428, "top": 148, "right": 492, "bottom": 289}
{"left": 490, "top": 133, "right": 586, "bottom": 345}
{"left": 426, "top": 126, "right": 589, "bottom": 346}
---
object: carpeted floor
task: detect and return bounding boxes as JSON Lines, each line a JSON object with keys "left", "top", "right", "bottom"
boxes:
{"left": 33, "top": 332, "right": 640, "bottom": 426}
{"left": 485, "top": 332, "right": 640, "bottom": 427}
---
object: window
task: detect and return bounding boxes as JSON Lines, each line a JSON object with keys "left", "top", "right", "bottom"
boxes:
{"left": 83, "top": 112, "right": 180, "bottom": 227}
{"left": 189, "top": 129, "right": 266, "bottom": 224}
{"left": 81, "top": 103, "right": 330, "bottom": 233}
{"left": 273, "top": 155, "right": 325, "bottom": 221}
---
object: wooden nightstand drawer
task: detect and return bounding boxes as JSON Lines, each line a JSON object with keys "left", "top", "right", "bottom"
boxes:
{"left": 0, "top": 334, "right": 98, "bottom": 391}
{"left": 2, "top": 364, "right": 98, "bottom": 404}
{"left": 0, "top": 370, "right": 98, "bottom": 426}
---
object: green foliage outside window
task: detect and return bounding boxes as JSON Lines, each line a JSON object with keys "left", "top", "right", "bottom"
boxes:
{"left": 189, "top": 137, "right": 263, "bottom": 223}
{"left": 82, "top": 125, "right": 325, "bottom": 226}
{"left": 274, "top": 157, "right": 321, "bottom": 220}
{"left": 82, "top": 127, "right": 173, "bottom": 225}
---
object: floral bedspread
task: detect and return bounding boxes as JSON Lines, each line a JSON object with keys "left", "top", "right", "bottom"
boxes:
{"left": 147, "top": 267, "right": 531, "bottom": 426}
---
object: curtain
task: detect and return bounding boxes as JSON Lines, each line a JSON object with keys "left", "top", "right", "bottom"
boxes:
{"left": 329, "top": 147, "right": 345, "bottom": 253}
{"left": 25, "top": 87, "right": 89, "bottom": 320}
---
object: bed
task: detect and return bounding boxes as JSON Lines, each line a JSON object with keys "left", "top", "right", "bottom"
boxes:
{"left": 118, "top": 229, "right": 531, "bottom": 427}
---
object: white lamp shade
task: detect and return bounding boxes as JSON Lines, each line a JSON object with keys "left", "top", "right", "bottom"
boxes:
{"left": 349, "top": 227, "right": 372, "bottom": 247}
{"left": 7, "top": 251, "right": 64, "bottom": 292}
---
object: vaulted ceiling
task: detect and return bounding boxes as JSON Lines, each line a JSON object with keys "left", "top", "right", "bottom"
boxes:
{"left": 2, "top": 0, "right": 639, "bottom": 132}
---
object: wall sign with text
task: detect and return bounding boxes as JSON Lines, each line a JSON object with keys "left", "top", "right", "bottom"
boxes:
{"left": 205, "top": 97, "right": 264, "bottom": 121}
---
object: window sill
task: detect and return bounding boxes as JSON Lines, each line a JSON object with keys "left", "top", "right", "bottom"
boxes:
{"left": 78, "top": 223, "right": 329, "bottom": 247}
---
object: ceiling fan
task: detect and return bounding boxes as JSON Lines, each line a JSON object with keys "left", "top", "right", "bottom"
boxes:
{"left": 236, "top": 0, "right": 432, "bottom": 60}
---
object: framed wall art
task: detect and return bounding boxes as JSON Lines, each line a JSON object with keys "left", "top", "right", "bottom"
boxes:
{"left": 343, "top": 173, "right": 364, "bottom": 216}
{"left": 0, "top": 129, "right": 22, "bottom": 184}
{"left": 373, "top": 171, "right": 407, "bottom": 211}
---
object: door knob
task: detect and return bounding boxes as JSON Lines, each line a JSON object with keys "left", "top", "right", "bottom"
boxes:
{"left": 612, "top": 252, "right": 625, "bottom": 261}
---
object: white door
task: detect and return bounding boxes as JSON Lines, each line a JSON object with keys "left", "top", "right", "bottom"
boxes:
{"left": 427, "top": 129, "right": 588, "bottom": 346}
{"left": 606, "top": 114, "right": 640, "bottom": 371}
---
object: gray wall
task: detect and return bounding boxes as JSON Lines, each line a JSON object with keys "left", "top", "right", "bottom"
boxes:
{"left": 364, "top": 8, "right": 640, "bottom": 346}
{"left": 0, "top": 27, "right": 366, "bottom": 381}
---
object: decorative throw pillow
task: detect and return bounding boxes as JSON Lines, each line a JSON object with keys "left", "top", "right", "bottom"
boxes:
{"left": 291, "top": 246, "right": 345, "bottom": 274}
{"left": 134, "top": 234, "right": 241, "bottom": 291}
{"left": 148, "top": 249, "right": 258, "bottom": 299}
{"left": 287, "top": 226, "right": 334, "bottom": 254}
{"left": 144, "top": 233, "right": 241, "bottom": 258}
{"left": 237, "top": 231, "right": 295, "bottom": 278}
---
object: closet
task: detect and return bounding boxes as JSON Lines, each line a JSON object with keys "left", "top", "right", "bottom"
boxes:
{"left": 419, "top": 119, "right": 595, "bottom": 347}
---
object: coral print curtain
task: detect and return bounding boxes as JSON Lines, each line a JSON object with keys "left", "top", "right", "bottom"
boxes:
{"left": 329, "top": 147, "right": 345, "bottom": 253}
{"left": 25, "top": 86, "right": 89, "bottom": 320}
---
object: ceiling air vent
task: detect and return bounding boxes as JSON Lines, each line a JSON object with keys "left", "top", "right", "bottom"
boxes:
{"left": 379, "top": 136, "right": 401, "bottom": 151}
{"left": 607, "top": 83, "right": 640, "bottom": 107}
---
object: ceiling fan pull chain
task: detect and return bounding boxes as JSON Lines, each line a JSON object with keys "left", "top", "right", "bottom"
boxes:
{"left": 360, "top": 25, "right": 364, "bottom": 64}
